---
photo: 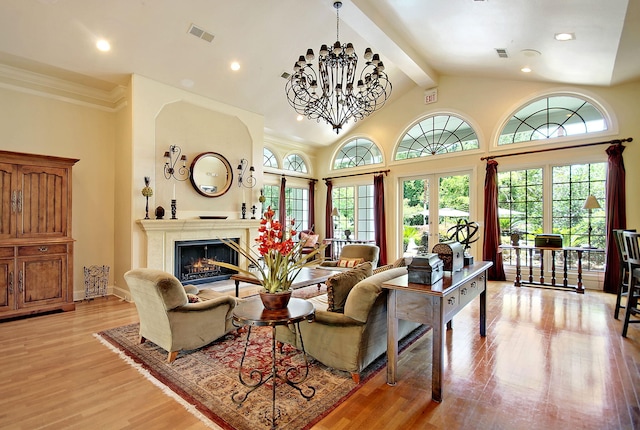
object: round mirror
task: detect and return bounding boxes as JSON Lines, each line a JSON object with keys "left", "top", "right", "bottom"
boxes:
{"left": 189, "top": 152, "right": 233, "bottom": 197}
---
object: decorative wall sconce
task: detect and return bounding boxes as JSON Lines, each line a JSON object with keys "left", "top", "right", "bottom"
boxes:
{"left": 237, "top": 158, "right": 256, "bottom": 188}
{"left": 163, "top": 145, "right": 190, "bottom": 181}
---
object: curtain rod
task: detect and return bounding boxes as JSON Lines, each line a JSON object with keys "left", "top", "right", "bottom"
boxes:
{"left": 480, "top": 137, "right": 633, "bottom": 161}
{"left": 264, "top": 171, "right": 317, "bottom": 182}
{"left": 322, "top": 169, "right": 390, "bottom": 182}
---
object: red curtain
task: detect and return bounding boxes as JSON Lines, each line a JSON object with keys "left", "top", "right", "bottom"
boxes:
{"left": 325, "top": 180, "right": 334, "bottom": 258}
{"left": 308, "top": 180, "right": 315, "bottom": 231}
{"left": 278, "top": 175, "right": 287, "bottom": 227}
{"left": 603, "top": 144, "right": 627, "bottom": 293}
{"left": 374, "top": 174, "right": 387, "bottom": 266}
{"left": 483, "top": 160, "right": 506, "bottom": 281}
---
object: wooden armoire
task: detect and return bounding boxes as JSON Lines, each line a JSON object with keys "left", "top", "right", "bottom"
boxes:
{"left": 0, "top": 150, "right": 78, "bottom": 320}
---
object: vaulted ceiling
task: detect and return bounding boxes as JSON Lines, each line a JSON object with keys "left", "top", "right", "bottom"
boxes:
{"left": 0, "top": 0, "right": 637, "bottom": 147}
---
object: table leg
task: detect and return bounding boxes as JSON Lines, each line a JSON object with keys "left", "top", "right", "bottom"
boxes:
{"left": 576, "top": 250, "right": 585, "bottom": 294}
{"left": 480, "top": 287, "right": 486, "bottom": 337}
{"left": 271, "top": 327, "right": 277, "bottom": 428}
{"left": 514, "top": 247, "right": 522, "bottom": 287}
{"left": 432, "top": 298, "right": 444, "bottom": 402}
{"left": 563, "top": 249, "right": 569, "bottom": 287}
{"left": 551, "top": 250, "right": 557, "bottom": 285}
{"left": 528, "top": 249, "right": 534, "bottom": 283}
{"left": 386, "top": 289, "right": 399, "bottom": 386}
{"left": 235, "top": 279, "right": 240, "bottom": 297}
{"left": 539, "top": 250, "right": 545, "bottom": 284}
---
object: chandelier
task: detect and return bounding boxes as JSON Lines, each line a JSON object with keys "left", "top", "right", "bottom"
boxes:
{"left": 285, "top": 1, "right": 392, "bottom": 134}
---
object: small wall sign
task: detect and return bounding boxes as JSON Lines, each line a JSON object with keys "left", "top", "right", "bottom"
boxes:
{"left": 424, "top": 88, "right": 438, "bottom": 104}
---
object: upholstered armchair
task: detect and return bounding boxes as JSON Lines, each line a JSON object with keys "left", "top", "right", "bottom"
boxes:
{"left": 319, "top": 244, "right": 380, "bottom": 269}
{"left": 124, "top": 268, "right": 238, "bottom": 363}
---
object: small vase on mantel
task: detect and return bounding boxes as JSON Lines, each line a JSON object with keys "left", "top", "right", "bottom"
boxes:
{"left": 259, "top": 290, "right": 292, "bottom": 310}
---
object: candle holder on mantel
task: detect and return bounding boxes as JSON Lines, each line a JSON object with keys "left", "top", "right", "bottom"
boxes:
{"left": 141, "top": 177, "right": 153, "bottom": 220}
{"left": 241, "top": 202, "right": 247, "bottom": 219}
{"left": 171, "top": 199, "right": 177, "bottom": 220}
{"left": 251, "top": 205, "right": 257, "bottom": 219}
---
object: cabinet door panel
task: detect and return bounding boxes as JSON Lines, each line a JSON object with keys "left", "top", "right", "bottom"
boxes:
{"left": 20, "top": 166, "right": 67, "bottom": 238}
{"left": 0, "top": 258, "right": 15, "bottom": 312}
{"left": 0, "top": 163, "right": 17, "bottom": 240}
{"left": 19, "top": 255, "right": 66, "bottom": 308}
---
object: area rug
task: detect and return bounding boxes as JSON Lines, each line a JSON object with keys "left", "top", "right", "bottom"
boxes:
{"left": 95, "top": 322, "right": 429, "bottom": 430}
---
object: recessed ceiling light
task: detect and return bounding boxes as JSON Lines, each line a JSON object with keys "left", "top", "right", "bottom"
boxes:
{"left": 180, "top": 79, "right": 195, "bottom": 88}
{"left": 554, "top": 32, "right": 575, "bottom": 41}
{"left": 96, "top": 39, "right": 111, "bottom": 52}
{"left": 296, "top": 115, "right": 304, "bottom": 122}
{"left": 230, "top": 62, "right": 240, "bottom": 71}
{"left": 521, "top": 67, "right": 532, "bottom": 73}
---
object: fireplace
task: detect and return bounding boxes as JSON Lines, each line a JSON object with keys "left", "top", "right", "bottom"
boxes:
{"left": 174, "top": 239, "right": 239, "bottom": 284}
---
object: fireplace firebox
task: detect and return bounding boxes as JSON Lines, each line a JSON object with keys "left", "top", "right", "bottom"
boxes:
{"left": 174, "top": 239, "right": 239, "bottom": 284}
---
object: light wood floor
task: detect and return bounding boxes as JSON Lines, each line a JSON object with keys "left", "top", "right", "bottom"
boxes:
{"left": 1, "top": 281, "right": 639, "bottom": 429}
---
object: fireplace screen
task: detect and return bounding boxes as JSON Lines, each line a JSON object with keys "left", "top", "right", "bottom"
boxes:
{"left": 175, "top": 239, "right": 239, "bottom": 284}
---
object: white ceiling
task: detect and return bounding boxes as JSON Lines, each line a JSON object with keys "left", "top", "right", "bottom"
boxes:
{"left": 0, "top": 0, "right": 637, "bottom": 147}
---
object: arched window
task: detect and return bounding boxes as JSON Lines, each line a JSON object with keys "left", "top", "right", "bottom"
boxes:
{"left": 283, "top": 154, "right": 307, "bottom": 173}
{"left": 333, "top": 138, "right": 383, "bottom": 169}
{"left": 499, "top": 95, "right": 607, "bottom": 145}
{"left": 395, "top": 114, "right": 479, "bottom": 160}
{"left": 263, "top": 148, "right": 279, "bottom": 168}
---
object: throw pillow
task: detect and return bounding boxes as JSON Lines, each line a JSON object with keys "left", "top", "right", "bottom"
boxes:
{"left": 326, "top": 262, "right": 373, "bottom": 313}
{"left": 302, "top": 234, "right": 319, "bottom": 248}
{"left": 186, "top": 293, "right": 201, "bottom": 303}
{"left": 337, "top": 257, "right": 365, "bottom": 268}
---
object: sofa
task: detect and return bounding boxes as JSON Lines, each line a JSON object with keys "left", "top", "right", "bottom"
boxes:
{"left": 275, "top": 263, "right": 422, "bottom": 383}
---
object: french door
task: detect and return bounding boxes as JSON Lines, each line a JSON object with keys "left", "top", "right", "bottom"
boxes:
{"left": 401, "top": 171, "right": 472, "bottom": 256}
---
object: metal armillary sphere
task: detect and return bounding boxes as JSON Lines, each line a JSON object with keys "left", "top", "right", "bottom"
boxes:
{"left": 285, "top": 1, "right": 392, "bottom": 134}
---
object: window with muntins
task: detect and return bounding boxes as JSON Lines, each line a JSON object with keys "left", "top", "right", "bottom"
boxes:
{"left": 263, "top": 148, "right": 278, "bottom": 168}
{"left": 333, "top": 138, "right": 382, "bottom": 169}
{"left": 284, "top": 154, "right": 308, "bottom": 173}
{"left": 262, "top": 185, "right": 279, "bottom": 218}
{"left": 395, "top": 114, "right": 479, "bottom": 160}
{"left": 332, "top": 185, "right": 374, "bottom": 241}
{"left": 497, "top": 163, "right": 606, "bottom": 271}
{"left": 499, "top": 95, "right": 607, "bottom": 145}
{"left": 285, "top": 187, "right": 309, "bottom": 233}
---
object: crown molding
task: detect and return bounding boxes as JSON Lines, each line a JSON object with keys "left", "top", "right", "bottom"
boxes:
{"left": 0, "top": 63, "right": 127, "bottom": 111}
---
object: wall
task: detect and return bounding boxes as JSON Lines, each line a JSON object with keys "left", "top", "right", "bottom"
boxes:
{"left": 313, "top": 76, "right": 640, "bottom": 272}
{"left": 113, "top": 75, "right": 264, "bottom": 298}
{"left": 0, "top": 82, "right": 117, "bottom": 300}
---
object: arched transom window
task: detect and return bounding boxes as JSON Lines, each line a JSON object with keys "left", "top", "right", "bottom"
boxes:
{"left": 263, "top": 147, "right": 279, "bottom": 168}
{"left": 499, "top": 95, "right": 607, "bottom": 145}
{"left": 333, "top": 138, "right": 383, "bottom": 169}
{"left": 284, "top": 154, "right": 308, "bottom": 173}
{"left": 395, "top": 114, "right": 479, "bottom": 160}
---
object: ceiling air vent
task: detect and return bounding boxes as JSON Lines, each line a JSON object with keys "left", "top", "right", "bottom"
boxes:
{"left": 495, "top": 48, "right": 508, "bottom": 58}
{"left": 281, "top": 71, "right": 291, "bottom": 79}
{"left": 188, "top": 24, "right": 214, "bottom": 43}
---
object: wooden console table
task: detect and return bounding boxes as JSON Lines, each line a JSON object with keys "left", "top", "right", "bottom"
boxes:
{"left": 500, "top": 245, "right": 604, "bottom": 294}
{"left": 382, "top": 261, "right": 492, "bottom": 402}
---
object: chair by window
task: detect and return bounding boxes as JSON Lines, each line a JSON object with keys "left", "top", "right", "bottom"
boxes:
{"left": 613, "top": 229, "right": 636, "bottom": 319}
{"left": 621, "top": 231, "right": 640, "bottom": 337}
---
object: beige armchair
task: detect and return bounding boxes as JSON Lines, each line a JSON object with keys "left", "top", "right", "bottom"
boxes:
{"left": 124, "top": 268, "right": 238, "bottom": 363}
{"left": 319, "top": 244, "right": 380, "bottom": 269}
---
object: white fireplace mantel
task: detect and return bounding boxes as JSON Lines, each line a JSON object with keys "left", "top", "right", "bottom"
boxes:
{"left": 137, "top": 218, "right": 261, "bottom": 273}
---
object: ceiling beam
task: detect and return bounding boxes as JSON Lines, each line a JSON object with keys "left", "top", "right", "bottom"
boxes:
{"left": 342, "top": 0, "right": 438, "bottom": 88}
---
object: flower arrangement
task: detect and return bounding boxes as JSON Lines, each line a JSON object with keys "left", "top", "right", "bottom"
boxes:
{"left": 217, "top": 207, "right": 326, "bottom": 293}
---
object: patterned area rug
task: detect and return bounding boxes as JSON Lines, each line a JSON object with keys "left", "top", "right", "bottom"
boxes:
{"left": 96, "top": 321, "right": 429, "bottom": 430}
